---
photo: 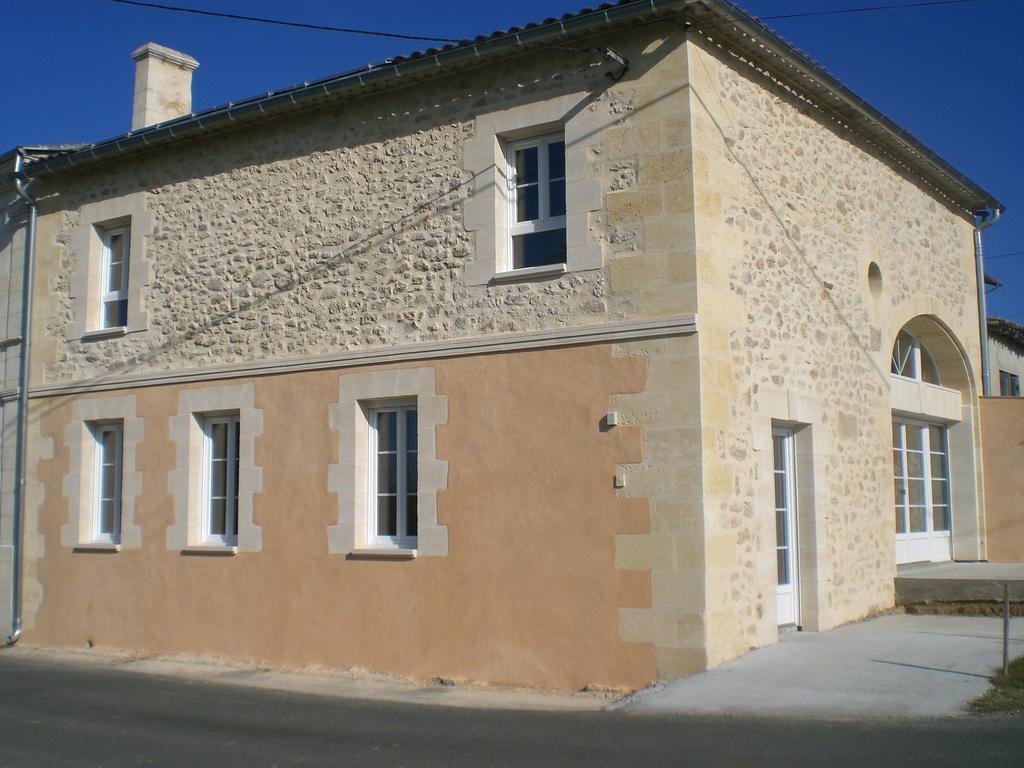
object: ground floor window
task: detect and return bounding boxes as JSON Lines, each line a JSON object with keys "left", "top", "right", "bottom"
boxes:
{"left": 368, "top": 404, "right": 418, "bottom": 548}
{"left": 893, "top": 419, "right": 951, "bottom": 564}
{"left": 203, "top": 413, "right": 240, "bottom": 546}
{"left": 91, "top": 421, "right": 123, "bottom": 544}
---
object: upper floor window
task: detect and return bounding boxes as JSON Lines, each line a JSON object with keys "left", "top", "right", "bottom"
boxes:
{"left": 99, "top": 225, "right": 130, "bottom": 329}
{"left": 1000, "top": 370, "right": 1021, "bottom": 397}
{"left": 202, "top": 413, "right": 240, "bottom": 546}
{"left": 90, "top": 421, "right": 123, "bottom": 544}
{"left": 368, "top": 404, "right": 418, "bottom": 549}
{"left": 891, "top": 329, "right": 940, "bottom": 385}
{"left": 508, "top": 134, "right": 566, "bottom": 270}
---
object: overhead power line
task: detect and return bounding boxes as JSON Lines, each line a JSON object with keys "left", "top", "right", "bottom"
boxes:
{"left": 758, "top": 0, "right": 983, "bottom": 22}
{"left": 105, "top": 0, "right": 461, "bottom": 43}
{"left": 106, "top": 0, "right": 988, "bottom": 44}
{"left": 989, "top": 250, "right": 1024, "bottom": 261}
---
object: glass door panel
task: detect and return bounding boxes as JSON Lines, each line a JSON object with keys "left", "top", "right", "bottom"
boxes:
{"left": 893, "top": 419, "right": 952, "bottom": 564}
{"left": 773, "top": 428, "right": 799, "bottom": 626}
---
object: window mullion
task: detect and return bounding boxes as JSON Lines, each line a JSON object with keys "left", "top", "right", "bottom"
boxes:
{"left": 919, "top": 425, "right": 933, "bottom": 535}
{"left": 113, "top": 426, "right": 123, "bottom": 539}
{"left": 369, "top": 414, "right": 378, "bottom": 542}
{"left": 101, "top": 234, "right": 112, "bottom": 323}
{"left": 227, "top": 419, "right": 238, "bottom": 539}
{"left": 507, "top": 152, "right": 517, "bottom": 270}
{"left": 903, "top": 425, "right": 911, "bottom": 533}
{"left": 896, "top": 423, "right": 908, "bottom": 532}
{"left": 227, "top": 421, "right": 233, "bottom": 539}
{"left": 538, "top": 141, "right": 550, "bottom": 223}
{"left": 202, "top": 423, "right": 211, "bottom": 540}
{"left": 120, "top": 235, "right": 130, "bottom": 296}
{"left": 101, "top": 244, "right": 110, "bottom": 306}
{"left": 94, "top": 429, "right": 103, "bottom": 540}
{"left": 903, "top": 425, "right": 911, "bottom": 534}
{"left": 397, "top": 409, "right": 407, "bottom": 541}
{"left": 234, "top": 419, "right": 240, "bottom": 539}
{"left": 940, "top": 428, "right": 951, "bottom": 527}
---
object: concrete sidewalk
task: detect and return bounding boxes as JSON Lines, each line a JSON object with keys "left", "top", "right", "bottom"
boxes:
{"left": 621, "top": 614, "right": 1024, "bottom": 718}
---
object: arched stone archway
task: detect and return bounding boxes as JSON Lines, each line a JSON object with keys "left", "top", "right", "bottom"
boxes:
{"left": 894, "top": 315, "right": 977, "bottom": 395}
{"left": 889, "top": 315, "right": 983, "bottom": 564}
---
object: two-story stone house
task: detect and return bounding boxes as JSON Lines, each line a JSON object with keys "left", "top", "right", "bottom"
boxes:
{"left": 0, "top": 0, "right": 1004, "bottom": 691}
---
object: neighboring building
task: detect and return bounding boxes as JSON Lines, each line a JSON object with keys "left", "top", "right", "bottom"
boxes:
{"left": 988, "top": 317, "right": 1024, "bottom": 397}
{"left": 0, "top": 1, "right": 1005, "bottom": 690}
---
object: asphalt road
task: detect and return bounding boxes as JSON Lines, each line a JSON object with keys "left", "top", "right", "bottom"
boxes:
{"left": 0, "top": 654, "right": 1022, "bottom": 767}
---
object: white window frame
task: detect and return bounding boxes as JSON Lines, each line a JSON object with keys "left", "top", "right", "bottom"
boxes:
{"left": 99, "top": 224, "right": 131, "bottom": 330}
{"left": 201, "top": 412, "right": 240, "bottom": 547}
{"left": 90, "top": 420, "right": 123, "bottom": 545}
{"left": 328, "top": 368, "right": 447, "bottom": 558}
{"left": 891, "top": 329, "right": 940, "bottom": 384}
{"left": 506, "top": 133, "right": 567, "bottom": 271}
{"left": 772, "top": 426, "right": 801, "bottom": 627}
{"left": 893, "top": 418, "right": 952, "bottom": 564}
{"left": 366, "top": 402, "right": 418, "bottom": 550}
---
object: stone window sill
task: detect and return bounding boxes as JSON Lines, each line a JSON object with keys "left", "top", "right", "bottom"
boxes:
{"left": 348, "top": 547, "right": 417, "bottom": 560}
{"left": 73, "top": 542, "right": 121, "bottom": 553}
{"left": 491, "top": 263, "right": 567, "bottom": 284}
{"left": 81, "top": 327, "right": 128, "bottom": 342}
{"left": 181, "top": 545, "right": 238, "bottom": 556}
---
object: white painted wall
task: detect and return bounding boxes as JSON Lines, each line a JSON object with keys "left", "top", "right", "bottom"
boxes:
{"left": 989, "top": 334, "right": 1024, "bottom": 396}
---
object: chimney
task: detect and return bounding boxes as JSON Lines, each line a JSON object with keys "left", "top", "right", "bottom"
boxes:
{"left": 130, "top": 43, "right": 199, "bottom": 130}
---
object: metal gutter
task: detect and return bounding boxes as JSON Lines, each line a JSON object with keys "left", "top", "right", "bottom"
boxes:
{"left": 16, "top": 0, "right": 1002, "bottom": 216}
{"left": 6, "top": 151, "right": 38, "bottom": 646}
{"left": 974, "top": 207, "right": 1002, "bottom": 396}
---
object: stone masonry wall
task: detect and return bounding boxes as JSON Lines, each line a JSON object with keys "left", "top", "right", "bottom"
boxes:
{"left": 32, "top": 22, "right": 697, "bottom": 386}
{"left": 686, "top": 34, "right": 982, "bottom": 666}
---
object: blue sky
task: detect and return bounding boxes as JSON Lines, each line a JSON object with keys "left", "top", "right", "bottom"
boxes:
{"left": 3, "top": 0, "right": 1021, "bottom": 320}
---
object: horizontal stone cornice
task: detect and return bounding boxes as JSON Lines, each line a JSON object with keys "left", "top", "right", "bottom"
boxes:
{"left": 26, "top": 315, "right": 697, "bottom": 399}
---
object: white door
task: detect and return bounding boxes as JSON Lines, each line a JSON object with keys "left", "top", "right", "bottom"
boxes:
{"left": 773, "top": 428, "right": 800, "bottom": 626}
{"left": 893, "top": 420, "right": 952, "bottom": 565}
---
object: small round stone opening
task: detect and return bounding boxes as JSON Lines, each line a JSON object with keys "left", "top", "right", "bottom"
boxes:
{"left": 868, "top": 262, "right": 883, "bottom": 298}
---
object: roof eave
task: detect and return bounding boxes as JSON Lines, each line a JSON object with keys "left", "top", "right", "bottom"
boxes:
{"left": 684, "top": 0, "right": 1002, "bottom": 215}
{"left": 19, "top": 0, "right": 1003, "bottom": 216}
{"left": 21, "top": 0, "right": 676, "bottom": 179}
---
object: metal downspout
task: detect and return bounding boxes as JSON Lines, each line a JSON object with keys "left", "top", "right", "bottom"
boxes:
{"left": 973, "top": 207, "right": 1002, "bottom": 397}
{"left": 6, "top": 151, "right": 37, "bottom": 646}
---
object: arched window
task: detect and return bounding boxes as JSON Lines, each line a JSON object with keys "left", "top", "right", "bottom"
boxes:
{"left": 891, "top": 329, "right": 940, "bottom": 385}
